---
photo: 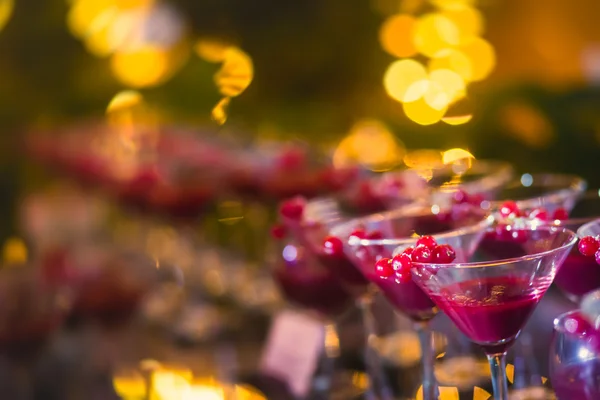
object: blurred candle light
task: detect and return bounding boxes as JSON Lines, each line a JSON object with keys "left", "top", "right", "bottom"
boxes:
{"left": 2, "top": 237, "right": 27, "bottom": 265}
{"left": 413, "top": 13, "right": 460, "bottom": 58}
{"left": 383, "top": 59, "right": 428, "bottom": 103}
{"left": 379, "top": 14, "right": 418, "bottom": 58}
{"left": 0, "top": 0, "right": 14, "bottom": 33}
{"left": 112, "top": 370, "right": 147, "bottom": 400}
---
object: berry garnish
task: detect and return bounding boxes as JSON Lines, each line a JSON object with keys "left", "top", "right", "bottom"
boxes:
{"left": 453, "top": 189, "right": 470, "bottom": 204}
{"left": 511, "top": 229, "right": 529, "bottom": 244}
{"left": 349, "top": 229, "right": 366, "bottom": 241}
{"left": 411, "top": 245, "right": 433, "bottom": 263}
{"left": 529, "top": 208, "right": 548, "bottom": 221}
{"left": 596, "top": 249, "right": 600, "bottom": 266}
{"left": 402, "top": 246, "right": 415, "bottom": 257}
{"left": 323, "top": 236, "right": 344, "bottom": 256}
{"left": 579, "top": 236, "right": 600, "bottom": 257}
{"left": 366, "top": 230, "right": 383, "bottom": 240}
{"left": 499, "top": 201, "right": 520, "bottom": 218}
{"left": 432, "top": 244, "right": 456, "bottom": 263}
{"left": 391, "top": 254, "right": 412, "bottom": 283}
{"left": 279, "top": 197, "right": 305, "bottom": 220}
{"left": 375, "top": 258, "right": 394, "bottom": 278}
{"left": 416, "top": 235, "right": 437, "bottom": 250}
{"left": 552, "top": 208, "right": 569, "bottom": 221}
{"left": 270, "top": 224, "right": 287, "bottom": 239}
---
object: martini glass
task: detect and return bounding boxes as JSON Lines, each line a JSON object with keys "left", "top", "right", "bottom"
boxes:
{"left": 330, "top": 203, "right": 491, "bottom": 400}
{"left": 490, "top": 173, "right": 586, "bottom": 214}
{"left": 549, "top": 191, "right": 600, "bottom": 302}
{"left": 549, "top": 290, "right": 600, "bottom": 400}
{"left": 410, "top": 225, "right": 577, "bottom": 400}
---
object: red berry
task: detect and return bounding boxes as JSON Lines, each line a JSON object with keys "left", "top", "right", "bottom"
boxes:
{"left": 375, "top": 258, "right": 394, "bottom": 278}
{"left": 270, "top": 224, "right": 287, "bottom": 239}
{"left": 553, "top": 208, "right": 569, "bottom": 221}
{"left": 349, "top": 229, "right": 366, "bottom": 241}
{"left": 469, "top": 193, "right": 484, "bottom": 207}
{"left": 402, "top": 246, "right": 415, "bottom": 257}
{"left": 367, "top": 230, "right": 383, "bottom": 240}
{"left": 500, "top": 201, "right": 520, "bottom": 218}
{"left": 416, "top": 235, "right": 437, "bottom": 250}
{"left": 279, "top": 197, "right": 305, "bottom": 220}
{"left": 596, "top": 249, "right": 600, "bottom": 266}
{"left": 453, "top": 189, "right": 470, "bottom": 204}
{"left": 323, "top": 236, "right": 344, "bottom": 256}
{"left": 411, "top": 245, "right": 433, "bottom": 263}
{"left": 432, "top": 244, "right": 456, "bottom": 263}
{"left": 391, "top": 254, "right": 412, "bottom": 283}
{"left": 495, "top": 224, "right": 513, "bottom": 241}
{"left": 529, "top": 208, "right": 548, "bottom": 221}
{"left": 579, "top": 236, "right": 600, "bottom": 257}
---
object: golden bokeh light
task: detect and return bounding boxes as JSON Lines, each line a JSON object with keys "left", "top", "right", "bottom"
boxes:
{"left": 384, "top": 59, "right": 428, "bottom": 103}
{"left": 430, "top": 0, "right": 476, "bottom": 10}
{"left": 106, "top": 89, "right": 144, "bottom": 114}
{"left": 0, "top": 0, "right": 14, "bottom": 33}
{"left": 442, "top": 148, "right": 475, "bottom": 165}
{"left": 442, "top": 97, "right": 474, "bottom": 125}
{"left": 67, "top": 0, "right": 115, "bottom": 40}
{"left": 403, "top": 95, "right": 447, "bottom": 125}
{"left": 413, "top": 13, "right": 460, "bottom": 58}
{"left": 500, "top": 102, "right": 555, "bottom": 148}
{"left": 333, "top": 119, "right": 405, "bottom": 172}
{"left": 214, "top": 47, "right": 254, "bottom": 98}
{"left": 112, "top": 371, "right": 147, "bottom": 399}
{"left": 459, "top": 37, "right": 496, "bottom": 82}
{"left": 2, "top": 237, "right": 27, "bottom": 265}
{"left": 403, "top": 149, "right": 444, "bottom": 180}
{"left": 442, "top": 5, "right": 484, "bottom": 43}
{"left": 212, "top": 97, "right": 231, "bottom": 126}
{"left": 429, "top": 49, "right": 473, "bottom": 82}
{"left": 110, "top": 46, "right": 172, "bottom": 88}
{"left": 415, "top": 385, "right": 460, "bottom": 399}
{"left": 195, "top": 38, "right": 233, "bottom": 63}
{"left": 379, "top": 14, "right": 418, "bottom": 58}
{"left": 429, "top": 68, "right": 466, "bottom": 104}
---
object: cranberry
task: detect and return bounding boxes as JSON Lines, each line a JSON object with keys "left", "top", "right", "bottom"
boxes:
{"left": 270, "top": 224, "right": 287, "bottom": 240}
{"left": 595, "top": 249, "right": 600, "bottom": 266}
{"left": 391, "top": 254, "right": 412, "bottom": 283}
{"left": 411, "top": 245, "right": 433, "bottom": 263}
{"left": 279, "top": 197, "right": 305, "bottom": 220}
{"left": 468, "top": 193, "right": 484, "bottom": 207}
{"left": 416, "top": 235, "right": 437, "bottom": 250}
{"left": 495, "top": 225, "right": 514, "bottom": 241}
{"left": 432, "top": 244, "right": 456, "bottom": 263}
{"left": 552, "top": 208, "right": 569, "bottom": 221}
{"left": 453, "top": 189, "right": 470, "bottom": 204}
{"left": 579, "top": 236, "right": 600, "bottom": 257}
{"left": 402, "top": 246, "right": 415, "bottom": 257}
{"left": 366, "top": 230, "right": 383, "bottom": 240}
{"left": 349, "top": 229, "right": 366, "bottom": 241}
{"left": 375, "top": 258, "right": 394, "bottom": 278}
{"left": 323, "top": 236, "right": 344, "bottom": 256}
{"left": 499, "top": 201, "right": 520, "bottom": 218}
{"left": 529, "top": 208, "right": 548, "bottom": 221}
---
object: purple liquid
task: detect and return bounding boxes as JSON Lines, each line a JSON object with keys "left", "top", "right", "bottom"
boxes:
{"left": 554, "top": 250, "right": 600, "bottom": 301}
{"left": 431, "top": 277, "right": 542, "bottom": 353}
{"left": 553, "top": 360, "right": 600, "bottom": 400}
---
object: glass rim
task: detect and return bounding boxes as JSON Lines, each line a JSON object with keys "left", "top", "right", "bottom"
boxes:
{"left": 411, "top": 225, "right": 578, "bottom": 269}
{"left": 489, "top": 173, "right": 587, "bottom": 209}
{"left": 553, "top": 309, "right": 583, "bottom": 334}
{"left": 577, "top": 217, "right": 600, "bottom": 238}
{"left": 330, "top": 202, "right": 493, "bottom": 247}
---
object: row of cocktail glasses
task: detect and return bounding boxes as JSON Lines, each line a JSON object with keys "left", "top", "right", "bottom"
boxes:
{"left": 270, "top": 169, "right": 600, "bottom": 400}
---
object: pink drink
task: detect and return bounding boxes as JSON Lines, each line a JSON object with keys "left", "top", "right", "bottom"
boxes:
{"left": 552, "top": 361, "right": 600, "bottom": 399}
{"left": 555, "top": 249, "right": 600, "bottom": 301}
{"left": 551, "top": 311, "right": 600, "bottom": 399}
{"left": 431, "top": 277, "right": 542, "bottom": 353}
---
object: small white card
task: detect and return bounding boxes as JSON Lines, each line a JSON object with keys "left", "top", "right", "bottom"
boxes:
{"left": 259, "top": 310, "right": 324, "bottom": 398}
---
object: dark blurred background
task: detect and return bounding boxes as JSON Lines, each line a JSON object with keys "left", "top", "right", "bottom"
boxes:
{"left": 2, "top": 0, "right": 600, "bottom": 234}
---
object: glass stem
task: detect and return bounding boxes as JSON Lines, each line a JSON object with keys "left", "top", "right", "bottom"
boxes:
{"left": 487, "top": 353, "right": 508, "bottom": 400}
{"left": 414, "top": 322, "right": 439, "bottom": 400}
{"left": 357, "top": 294, "right": 393, "bottom": 400}
{"left": 312, "top": 322, "right": 340, "bottom": 397}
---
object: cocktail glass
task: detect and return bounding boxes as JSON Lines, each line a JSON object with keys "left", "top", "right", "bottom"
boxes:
{"left": 490, "top": 173, "right": 586, "bottom": 214}
{"left": 549, "top": 294, "right": 600, "bottom": 400}
{"left": 330, "top": 203, "right": 491, "bottom": 399}
{"left": 410, "top": 225, "right": 577, "bottom": 400}
{"left": 551, "top": 191, "right": 600, "bottom": 302}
